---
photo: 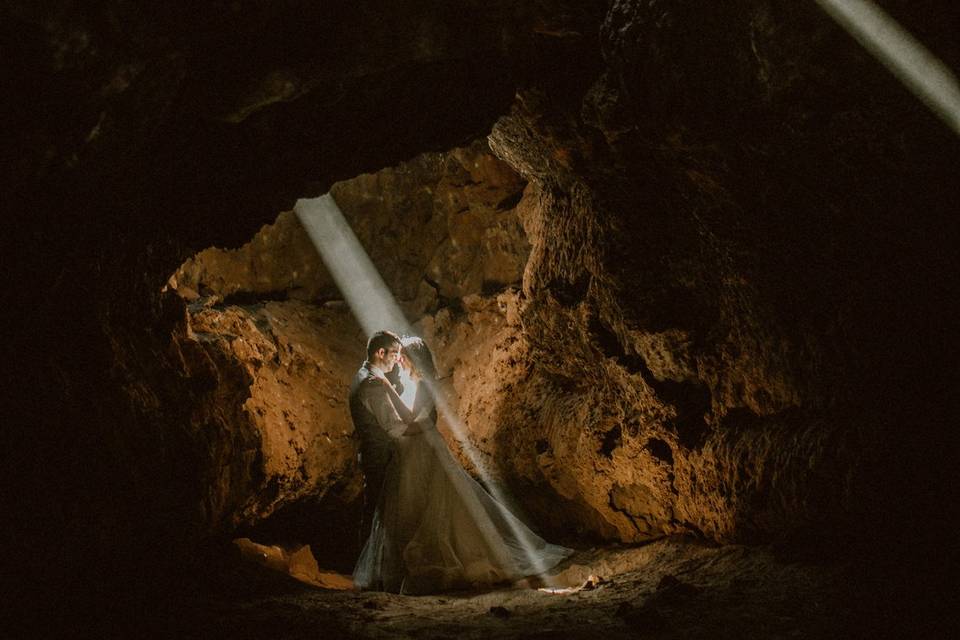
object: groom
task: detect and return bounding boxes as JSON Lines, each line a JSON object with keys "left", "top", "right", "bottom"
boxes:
{"left": 349, "top": 330, "right": 413, "bottom": 543}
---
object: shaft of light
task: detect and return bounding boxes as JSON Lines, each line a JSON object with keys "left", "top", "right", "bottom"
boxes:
{"left": 814, "top": 0, "right": 960, "bottom": 136}
{"left": 295, "top": 193, "right": 558, "bottom": 585}
{"left": 421, "top": 376, "right": 557, "bottom": 582}
{"left": 294, "top": 194, "right": 411, "bottom": 337}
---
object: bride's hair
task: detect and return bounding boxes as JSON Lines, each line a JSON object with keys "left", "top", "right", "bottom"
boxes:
{"left": 400, "top": 336, "right": 436, "bottom": 381}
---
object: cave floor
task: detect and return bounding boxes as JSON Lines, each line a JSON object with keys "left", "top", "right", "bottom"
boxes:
{"left": 170, "top": 537, "right": 871, "bottom": 640}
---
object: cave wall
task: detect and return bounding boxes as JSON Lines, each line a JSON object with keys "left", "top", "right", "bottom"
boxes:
{"left": 2, "top": 1, "right": 603, "bottom": 629}
{"left": 172, "top": 300, "right": 365, "bottom": 529}
{"left": 172, "top": 139, "right": 527, "bottom": 311}
{"left": 481, "top": 0, "right": 960, "bottom": 548}
{"left": 3, "top": 0, "right": 958, "bottom": 632}
{"left": 161, "top": 140, "right": 530, "bottom": 541}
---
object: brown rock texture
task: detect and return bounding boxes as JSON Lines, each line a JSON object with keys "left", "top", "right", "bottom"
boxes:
{"left": 170, "top": 300, "right": 364, "bottom": 528}
{"left": 170, "top": 212, "right": 327, "bottom": 303}
{"left": 165, "top": 140, "right": 532, "bottom": 534}
{"left": 173, "top": 138, "right": 528, "bottom": 312}
{"left": 471, "top": 2, "right": 958, "bottom": 552}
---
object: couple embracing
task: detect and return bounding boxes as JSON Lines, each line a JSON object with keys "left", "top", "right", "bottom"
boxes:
{"left": 348, "top": 330, "right": 571, "bottom": 594}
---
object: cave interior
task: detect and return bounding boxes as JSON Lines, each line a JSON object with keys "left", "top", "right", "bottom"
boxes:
{"left": 3, "top": 1, "right": 959, "bottom": 638}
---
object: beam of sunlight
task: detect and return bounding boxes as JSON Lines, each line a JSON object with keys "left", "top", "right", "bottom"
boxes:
{"left": 420, "top": 375, "right": 559, "bottom": 582}
{"left": 814, "top": 0, "right": 960, "bottom": 136}
{"left": 294, "top": 194, "right": 411, "bottom": 337}
{"left": 294, "top": 194, "right": 560, "bottom": 586}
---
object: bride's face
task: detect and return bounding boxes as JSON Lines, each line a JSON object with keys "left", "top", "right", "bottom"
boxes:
{"left": 399, "top": 351, "right": 417, "bottom": 377}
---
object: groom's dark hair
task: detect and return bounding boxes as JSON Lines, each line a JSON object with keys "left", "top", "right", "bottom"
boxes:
{"left": 367, "top": 330, "right": 401, "bottom": 359}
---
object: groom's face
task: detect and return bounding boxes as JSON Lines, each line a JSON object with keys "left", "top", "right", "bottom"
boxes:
{"left": 377, "top": 343, "right": 401, "bottom": 371}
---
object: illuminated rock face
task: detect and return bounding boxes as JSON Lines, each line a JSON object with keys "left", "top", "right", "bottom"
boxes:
{"left": 173, "top": 140, "right": 527, "bottom": 314}
{"left": 178, "top": 123, "right": 845, "bottom": 543}
{"left": 166, "top": 141, "right": 530, "bottom": 532}
{"left": 169, "top": 300, "right": 364, "bottom": 529}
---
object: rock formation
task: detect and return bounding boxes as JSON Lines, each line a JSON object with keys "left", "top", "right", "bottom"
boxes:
{"left": 164, "top": 140, "right": 530, "bottom": 537}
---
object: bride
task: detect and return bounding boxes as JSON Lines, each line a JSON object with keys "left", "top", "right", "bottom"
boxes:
{"left": 352, "top": 336, "right": 572, "bottom": 594}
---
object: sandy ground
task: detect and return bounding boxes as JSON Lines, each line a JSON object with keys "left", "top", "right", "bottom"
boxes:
{"left": 161, "top": 537, "right": 880, "bottom": 640}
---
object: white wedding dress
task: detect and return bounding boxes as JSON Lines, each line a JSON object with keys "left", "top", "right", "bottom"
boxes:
{"left": 352, "top": 382, "right": 572, "bottom": 594}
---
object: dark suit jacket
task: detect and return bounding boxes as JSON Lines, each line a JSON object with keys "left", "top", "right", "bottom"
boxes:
{"left": 349, "top": 361, "right": 407, "bottom": 485}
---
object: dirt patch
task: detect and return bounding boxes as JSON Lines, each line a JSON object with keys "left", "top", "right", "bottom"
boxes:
{"left": 178, "top": 538, "right": 860, "bottom": 639}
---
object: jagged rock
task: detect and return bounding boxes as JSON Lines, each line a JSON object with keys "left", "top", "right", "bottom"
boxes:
{"left": 166, "top": 142, "right": 533, "bottom": 531}
{"left": 172, "top": 140, "right": 529, "bottom": 313}
{"left": 171, "top": 299, "right": 365, "bottom": 527}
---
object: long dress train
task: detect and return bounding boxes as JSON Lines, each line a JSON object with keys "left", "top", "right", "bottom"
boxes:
{"left": 352, "top": 387, "right": 572, "bottom": 594}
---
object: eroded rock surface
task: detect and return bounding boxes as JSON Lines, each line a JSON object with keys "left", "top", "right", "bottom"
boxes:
{"left": 167, "top": 141, "right": 532, "bottom": 533}
{"left": 477, "top": 1, "right": 958, "bottom": 548}
{"left": 170, "top": 300, "right": 364, "bottom": 528}
{"left": 173, "top": 139, "right": 528, "bottom": 314}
